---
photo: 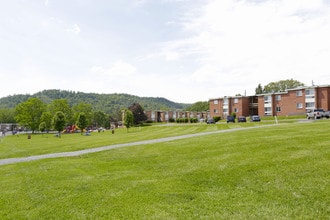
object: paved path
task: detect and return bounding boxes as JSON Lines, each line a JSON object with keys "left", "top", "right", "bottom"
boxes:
{"left": 0, "top": 124, "right": 277, "bottom": 166}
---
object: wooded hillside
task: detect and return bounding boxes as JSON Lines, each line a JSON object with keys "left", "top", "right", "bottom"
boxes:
{"left": 0, "top": 90, "right": 191, "bottom": 115}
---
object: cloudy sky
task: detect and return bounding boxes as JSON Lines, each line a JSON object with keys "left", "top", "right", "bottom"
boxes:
{"left": 1, "top": 0, "right": 330, "bottom": 103}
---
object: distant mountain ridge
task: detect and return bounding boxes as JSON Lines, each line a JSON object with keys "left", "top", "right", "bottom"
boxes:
{"left": 0, "top": 90, "right": 191, "bottom": 115}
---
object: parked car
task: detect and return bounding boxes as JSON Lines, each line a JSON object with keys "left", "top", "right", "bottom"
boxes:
{"left": 250, "top": 115, "right": 261, "bottom": 122}
{"left": 226, "top": 116, "right": 235, "bottom": 123}
{"left": 306, "top": 108, "right": 328, "bottom": 119}
{"left": 238, "top": 116, "right": 246, "bottom": 122}
{"left": 206, "top": 118, "right": 215, "bottom": 124}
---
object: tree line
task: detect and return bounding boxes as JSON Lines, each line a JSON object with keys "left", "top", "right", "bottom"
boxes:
{"left": 0, "top": 90, "right": 190, "bottom": 113}
{"left": 255, "top": 79, "right": 305, "bottom": 94}
{"left": 13, "top": 97, "right": 111, "bottom": 134}
{"left": 10, "top": 97, "right": 149, "bottom": 134}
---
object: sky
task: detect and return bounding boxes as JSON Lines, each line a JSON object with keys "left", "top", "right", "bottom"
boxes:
{"left": 1, "top": 0, "right": 330, "bottom": 103}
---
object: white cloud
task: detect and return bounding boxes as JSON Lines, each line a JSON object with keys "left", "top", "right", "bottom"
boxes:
{"left": 158, "top": 0, "right": 330, "bottom": 97}
{"left": 67, "top": 24, "right": 81, "bottom": 35}
{"left": 90, "top": 60, "right": 137, "bottom": 78}
{"left": 1, "top": 0, "right": 330, "bottom": 103}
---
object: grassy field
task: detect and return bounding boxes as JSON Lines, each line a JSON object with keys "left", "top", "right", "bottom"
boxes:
{"left": 0, "top": 120, "right": 278, "bottom": 159}
{"left": 0, "top": 120, "right": 329, "bottom": 219}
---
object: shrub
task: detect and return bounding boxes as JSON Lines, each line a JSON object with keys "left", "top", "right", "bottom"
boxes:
{"left": 190, "top": 118, "right": 198, "bottom": 123}
{"left": 169, "top": 118, "right": 175, "bottom": 123}
{"left": 176, "top": 118, "right": 190, "bottom": 123}
{"left": 213, "top": 116, "right": 221, "bottom": 122}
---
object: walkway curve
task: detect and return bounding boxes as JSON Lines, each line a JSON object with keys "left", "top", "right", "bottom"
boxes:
{"left": 0, "top": 124, "right": 278, "bottom": 166}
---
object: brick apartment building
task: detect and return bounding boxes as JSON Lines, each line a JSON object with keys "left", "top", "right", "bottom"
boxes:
{"left": 145, "top": 110, "right": 209, "bottom": 122}
{"left": 209, "top": 85, "right": 330, "bottom": 119}
{"left": 209, "top": 96, "right": 258, "bottom": 119}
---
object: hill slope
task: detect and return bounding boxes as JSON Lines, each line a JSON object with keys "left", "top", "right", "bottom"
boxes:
{"left": 0, "top": 90, "right": 191, "bottom": 115}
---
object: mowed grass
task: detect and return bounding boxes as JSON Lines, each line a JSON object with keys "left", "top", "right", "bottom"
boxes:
{"left": 0, "top": 121, "right": 276, "bottom": 159}
{"left": 0, "top": 120, "right": 329, "bottom": 219}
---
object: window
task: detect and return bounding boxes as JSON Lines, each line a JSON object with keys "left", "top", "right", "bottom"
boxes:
{"left": 296, "top": 103, "right": 303, "bottom": 109}
{"left": 276, "top": 106, "right": 281, "bottom": 112}
{"left": 213, "top": 109, "right": 218, "bottom": 113}
{"left": 265, "top": 107, "right": 272, "bottom": 112}
{"left": 234, "top": 98, "right": 238, "bottom": 104}
{"left": 264, "top": 95, "right": 271, "bottom": 104}
{"left": 305, "top": 89, "right": 314, "bottom": 96}
{"left": 264, "top": 107, "right": 272, "bottom": 115}
{"left": 223, "top": 98, "right": 228, "bottom": 105}
{"left": 214, "top": 100, "right": 218, "bottom": 104}
{"left": 306, "top": 102, "right": 315, "bottom": 108}
{"left": 275, "top": 95, "right": 281, "bottom": 101}
{"left": 296, "top": 90, "right": 302, "bottom": 96}
{"left": 234, "top": 108, "right": 238, "bottom": 113}
{"left": 223, "top": 108, "right": 228, "bottom": 113}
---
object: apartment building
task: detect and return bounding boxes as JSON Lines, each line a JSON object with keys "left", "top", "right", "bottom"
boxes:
{"left": 145, "top": 110, "right": 209, "bottom": 122}
{"left": 209, "top": 85, "right": 330, "bottom": 118}
{"left": 209, "top": 96, "right": 257, "bottom": 119}
{"left": 258, "top": 85, "right": 330, "bottom": 116}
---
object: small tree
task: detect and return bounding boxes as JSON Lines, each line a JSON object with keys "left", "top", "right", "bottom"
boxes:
{"left": 53, "top": 111, "right": 66, "bottom": 138}
{"left": 39, "top": 122, "right": 46, "bottom": 135}
{"left": 124, "top": 109, "right": 134, "bottom": 132}
{"left": 93, "top": 111, "right": 108, "bottom": 128}
{"left": 128, "top": 103, "right": 147, "bottom": 125}
{"left": 40, "top": 111, "right": 53, "bottom": 132}
{"left": 76, "top": 112, "right": 88, "bottom": 135}
{"left": 15, "top": 98, "right": 46, "bottom": 133}
{"left": 255, "top": 83, "right": 263, "bottom": 94}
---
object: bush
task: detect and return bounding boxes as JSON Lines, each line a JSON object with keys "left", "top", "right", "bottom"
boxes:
{"left": 169, "top": 118, "right": 176, "bottom": 123}
{"left": 190, "top": 118, "right": 198, "bottom": 123}
{"left": 213, "top": 116, "right": 221, "bottom": 122}
{"left": 176, "top": 118, "right": 189, "bottom": 123}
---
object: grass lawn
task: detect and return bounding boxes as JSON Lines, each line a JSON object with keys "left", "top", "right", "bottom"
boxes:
{"left": 0, "top": 120, "right": 329, "bottom": 219}
{"left": 0, "top": 120, "right": 277, "bottom": 159}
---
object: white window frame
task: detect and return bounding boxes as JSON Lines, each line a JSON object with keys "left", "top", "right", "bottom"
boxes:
{"left": 305, "top": 89, "right": 314, "bottom": 96}
{"left": 264, "top": 95, "right": 272, "bottom": 104}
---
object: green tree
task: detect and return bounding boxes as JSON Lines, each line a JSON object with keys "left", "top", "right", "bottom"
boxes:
{"left": 39, "top": 122, "right": 46, "bottom": 133}
{"left": 124, "top": 109, "right": 134, "bottom": 132}
{"left": 48, "top": 99, "right": 73, "bottom": 124}
{"left": 40, "top": 112, "right": 53, "bottom": 132}
{"left": 73, "top": 102, "right": 93, "bottom": 125}
{"left": 52, "top": 111, "right": 66, "bottom": 137}
{"left": 128, "top": 103, "right": 147, "bottom": 125}
{"left": 263, "top": 79, "right": 305, "bottom": 93}
{"left": 185, "top": 101, "right": 209, "bottom": 111}
{"left": 93, "top": 111, "right": 108, "bottom": 128}
{"left": 76, "top": 113, "right": 88, "bottom": 134}
{"left": 15, "top": 98, "right": 46, "bottom": 133}
{"left": 255, "top": 83, "right": 263, "bottom": 94}
{"left": 0, "top": 108, "right": 16, "bottom": 123}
